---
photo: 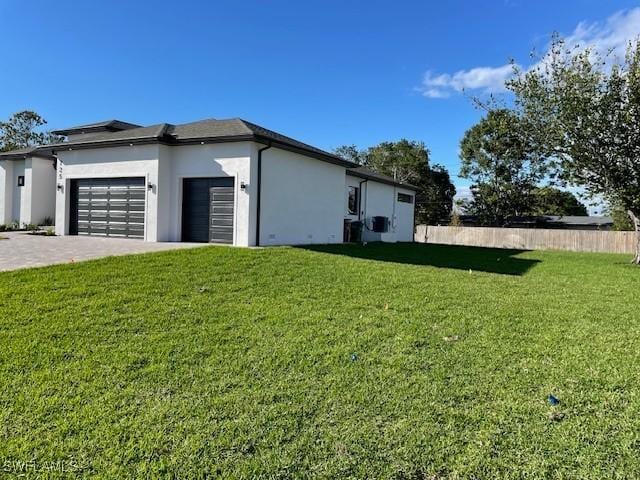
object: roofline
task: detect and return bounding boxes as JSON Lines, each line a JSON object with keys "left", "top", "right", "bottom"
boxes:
{"left": 52, "top": 120, "right": 142, "bottom": 136}
{"left": 346, "top": 169, "right": 419, "bottom": 191}
{"left": 252, "top": 134, "right": 355, "bottom": 167}
{"left": 44, "top": 133, "right": 356, "bottom": 168}
{"left": 0, "top": 150, "right": 56, "bottom": 161}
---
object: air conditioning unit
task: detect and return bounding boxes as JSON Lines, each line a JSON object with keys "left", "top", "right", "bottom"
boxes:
{"left": 372, "top": 216, "right": 389, "bottom": 233}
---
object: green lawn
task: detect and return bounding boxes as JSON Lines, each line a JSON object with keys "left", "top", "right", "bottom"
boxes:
{"left": 1, "top": 243, "right": 639, "bottom": 478}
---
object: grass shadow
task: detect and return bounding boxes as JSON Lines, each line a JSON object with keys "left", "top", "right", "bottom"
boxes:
{"left": 299, "top": 242, "right": 540, "bottom": 276}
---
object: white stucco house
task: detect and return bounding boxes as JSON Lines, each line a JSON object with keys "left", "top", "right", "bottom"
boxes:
{"left": 0, "top": 118, "right": 417, "bottom": 246}
{"left": 0, "top": 146, "right": 56, "bottom": 226}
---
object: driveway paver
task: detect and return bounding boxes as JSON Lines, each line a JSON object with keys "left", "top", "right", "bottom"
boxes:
{"left": 0, "top": 231, "right": 207, "bottom": 272}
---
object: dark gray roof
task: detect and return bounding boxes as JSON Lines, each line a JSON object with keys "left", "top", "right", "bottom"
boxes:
{"left": 52, "top": 119, "right": 142, "bottom": 136}
{"left": 459, "top": 215, "right": 614, "bottom": 226}
{"left": 542, "top": 215, "right": 613, "bottom": 225}
{"left": 43, "top": 118, "right": 353, "bottom": 167}
{"left": 0, "top": 146, "right": 55, "bottom": 160}
{"left": 49, "top": 124, "right": 169, "bottom": 145}
{"left": 347, "top": 166, "right": 419, "bottom": 191}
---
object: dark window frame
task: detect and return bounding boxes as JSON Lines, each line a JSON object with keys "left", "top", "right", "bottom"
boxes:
{"left": 17, "top": 175, "right": 25, "bottom": 187}
{"left": 397, "top": 192, "right": 413, "bottom": 204}
{"left": 348, "top": 186, "right": 359, "bottom": 215}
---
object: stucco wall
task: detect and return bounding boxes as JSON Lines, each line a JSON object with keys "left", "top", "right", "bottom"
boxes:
{"left": 163, "top": 142, "right": 254, "bottom": 245}
{"left": 55, "top": 145, "right": 161, "bottom": 239}
{"left": 259, "top": 147, "right": 345, "bottom": 246}
{"left": 0, "top": 158, "right": 55, "bottom": 226}
{"left": 55, "top": 142, "right": 255, "bottom": 244}
{"left": 12, "top": 160, "right": 26, "bottom": 225}
{"left": 52, "top": 140, "right": 414, "bottom": 246}
{"left": 394, "top": 188, "right": 415, "bottom": 241}
{"left": 0, "top": 160, "right": 14, "bottom": 225}
{"left": 346, "top": 174, "right": 415, "bottom": 243}
{"left": 30, "top": 157, "right": 56, "bottom": 224}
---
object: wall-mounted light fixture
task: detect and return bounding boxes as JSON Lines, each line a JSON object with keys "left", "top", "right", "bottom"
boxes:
{"left": 240, "top": 181, "right": 247, "bottom": 191}
{"left": 57, "top": 184, "right": 63, "bottom": 192}
{"left": 147, "top": 183, "right": 154, "bottom": 191}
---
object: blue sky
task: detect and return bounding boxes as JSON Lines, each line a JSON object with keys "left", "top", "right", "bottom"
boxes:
{"left": 1, "top": 0, "right": 639, "bottom": 195}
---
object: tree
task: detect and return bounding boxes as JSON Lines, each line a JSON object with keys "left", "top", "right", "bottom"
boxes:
{"left": 419, "top": 164, "right": 456, "bottom": 225}
{"left": 507, "top": 37, "right": 640, "bottom": 263}
{"left": 459, "top": 109, "right": 546, "bottom": 226}
{"left": 531, "top": 186, "right": 588, "bottom": 216}
{"left": 333, "top": 144, "right": 365, "bottom": 165}
{"left": 0, "top": 111, "right": 61, "bottom": 152}
{"left": 334, "top": 140, "right": 456, "bottom": 225}
{"left": 366, "top": 140, "right": 430, "bottom": 186}
{"left": 610, "top": 204, "right": 635, "bottom": 231}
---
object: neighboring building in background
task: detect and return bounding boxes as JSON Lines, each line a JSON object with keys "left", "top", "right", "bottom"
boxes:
{"left": 457, "top": 215, "right": 614, "bottom": 231}
{"left": 0, "top": 118, "right": 417, "bottom": 245}
{"left": 0, "top": 147, "right": 56, "bottom": 226}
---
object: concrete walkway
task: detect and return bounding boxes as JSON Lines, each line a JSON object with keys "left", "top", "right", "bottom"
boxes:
{"left": 0, "top": 231, "right": 206, "bottom": 272}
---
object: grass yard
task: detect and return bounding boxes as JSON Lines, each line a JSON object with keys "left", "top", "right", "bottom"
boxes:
{"left": 1, "top": 243, "right": 640, "bottom": 478}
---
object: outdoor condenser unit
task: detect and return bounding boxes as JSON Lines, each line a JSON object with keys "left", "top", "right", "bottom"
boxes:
{"left": 372, "top": 216, "right": 389, "bottom": 233}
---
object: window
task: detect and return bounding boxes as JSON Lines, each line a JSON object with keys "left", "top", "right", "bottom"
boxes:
{"left": 397, "top": 192, "right": 413, "bottom": 203}
{"left": 348, "top": 186, "right": 359, "bottom": 215}
{"left": 17, "top": 176, "right": 25, "bottom": 187}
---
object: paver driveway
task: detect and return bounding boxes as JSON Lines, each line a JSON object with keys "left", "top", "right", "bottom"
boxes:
{"left": 0, "top": 231, "right": 206, "bottom": 271}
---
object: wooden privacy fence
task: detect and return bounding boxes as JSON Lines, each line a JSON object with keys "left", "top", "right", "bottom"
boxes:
{"left": 415, "top": 225, "right": 636, "bottom": 254}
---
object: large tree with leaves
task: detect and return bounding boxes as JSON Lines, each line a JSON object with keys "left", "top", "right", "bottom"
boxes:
{"left": 507, "top": 37, "right": 640, "bottom": 263}
{"left": 459, "top": 109, "right": 546, "bottom": 225}
{"left": 0, "top": 111, "right": 60, "bottom": 152}
{"left": 335, "top": 140, "right": 455, "bottom": 225}
{"left": 531, "top": 186, "right": 588, "bottom": 216}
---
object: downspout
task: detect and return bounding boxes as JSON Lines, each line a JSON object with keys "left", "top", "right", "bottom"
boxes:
{"left": 255, "top": 142, "right": 272, "bottom": 246}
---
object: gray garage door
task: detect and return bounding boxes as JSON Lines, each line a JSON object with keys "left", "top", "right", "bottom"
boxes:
{"left": 182, "top": 178, "right": 234, "bottom": 243}
{"left": 70, "top": 177, "right": 146, "bottom": 238}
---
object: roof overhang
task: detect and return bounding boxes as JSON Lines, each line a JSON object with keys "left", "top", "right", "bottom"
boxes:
{"left": 253, "top": 134, "right": 356, "bottom": 168}
{"left": 52, "top": 120, "right": 142, "bottom": 136}
{"left": 0, "top": 149, "right": 56, "bottom": 161}
{"left": 346, "top": 169, "right": 419, "bottom": 191}
{"left": 47, "top": 133, "right": 356, "bottom": 168}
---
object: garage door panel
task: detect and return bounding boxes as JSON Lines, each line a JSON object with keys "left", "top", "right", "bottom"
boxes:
{"left": 209, "top": 186, "right": 234, "bottom": 244}
{"left": 210, "top": 216, "right": 233, "bottom": 227}
{"left": 70, "top": 177, "right": 146, "bottom": 239}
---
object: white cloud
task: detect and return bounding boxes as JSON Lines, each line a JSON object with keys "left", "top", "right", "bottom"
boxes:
{"left": 567, "top": 8, "right": 640, "bottom": 60}
{"left": 420, "top": 7, "right": 640, "bottom": 99}
{"left": 421, "top": 65, "right": 515, "bottom": 98}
